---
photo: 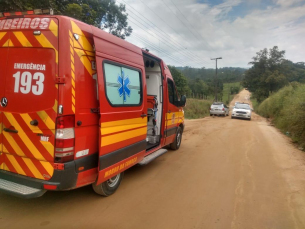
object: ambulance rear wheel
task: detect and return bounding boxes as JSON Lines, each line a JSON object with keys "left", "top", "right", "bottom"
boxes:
{"left": 92, "top": 172, "right": 124, "bottom": 197}
{"left": 170, "top": 126, "right": 182, "bottom": 150}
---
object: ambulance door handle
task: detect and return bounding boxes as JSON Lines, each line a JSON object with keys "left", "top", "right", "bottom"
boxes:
{"left": 4, "top": 128, "right": 18, "bottom": 134}
{"left": 140, "top": 114, "right": 147, "bottom": 118}
{"left": 30, "top": 119, "right": 39, "bottom": 126}
{"left": 168, "top": 110, "right": 171, "bottom": 113}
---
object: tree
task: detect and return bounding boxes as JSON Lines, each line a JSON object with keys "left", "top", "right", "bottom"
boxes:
{"left": 243, "top": 46, "right": 287, "bottom": 102}
{"left": 168, "top": 66, "right": 190, "bottom": 97}
{"left": 0, "top": 0, "right": 132, "bottom": 39}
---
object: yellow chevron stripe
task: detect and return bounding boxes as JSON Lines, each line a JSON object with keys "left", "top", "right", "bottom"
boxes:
{"left": 40, "top": 141, "right": 54, "bottom": 157}
{"left": 71, "top": 70, "right": 75, "bottom": 80}
{"left": 71, "top": 79, "right": 75, "bottom": 88}
{"left": 0, "top": 32, "right": 7, "bottom": 41}
{"left": 53, "top": 100, "right": 58, "bottom": 113}
{"left": 13, "top": 32, "right": 32, "bottom": 47}
{"left": 20, "top": 113, "right": 53, "bottom": 156}
{"left": 72, "top": 88, "right": 75, "bottom": 97}
{"left": 22, "top": 157, "right": 44, "bottom": 180}
{"left": 20, "top": 113, "right": 42, "bottom": 134}
{"left": 101, "top": 126, "right": 147, "bottom": 147}
{"left": 71, "top": 21, "right": 93, "bottom": 51}
{"left": 49, "top": 19, "right": 58, "bottom": 37}
{"left": 69, "top": 30, "right": 73, "bottom": 38}
{"left": 3, "top": 39, "right": 14, "bottom": 47}
{"left": 35, "top": 33, "right": 58, "bottom": 63}
{"left": 40, "top": 161, "right": 54, "bottom": 177}
{"left": 37, "top": 111, "right": 55, "bottom": 131}
{"left": 101, "top": 117, "right": 147, "bottom": 128}
{"left": 74, "top": 49, "right": 94, "bottom": 75}
{"left": 4, "top": 113, "right": 46, "bottom": 161}
{"left": 3, "top": 162, "right": 9, "bottom": 171}
{"left": 3, "top": 128, "right": 26, "bottom": 157}
{"left": 6, "top": 154, "right": 26, "bottom": 176}
{"left": 71, "top": 54, "right": 74, "bottom": 63}
{"left": 72, "top": 105, "right": 75, "bottom": 113}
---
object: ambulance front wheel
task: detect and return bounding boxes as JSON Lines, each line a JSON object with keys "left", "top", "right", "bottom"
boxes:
{"left": 92, "top": 172, "right": 124, "bottom": 197}
{"left": 170, "top": 126, "right": 182, "bottom": 150}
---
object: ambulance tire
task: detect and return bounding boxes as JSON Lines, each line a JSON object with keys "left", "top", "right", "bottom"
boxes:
{"left": 170, "top": 126, "right": 182, "bottom": 150}
{"left": 92, "top": 172, "right": 124, "bottom": 197}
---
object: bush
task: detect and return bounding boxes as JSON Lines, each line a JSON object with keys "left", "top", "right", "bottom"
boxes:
{"left": 256, "top": 83, "right": 305, "bottom": 148}
{"left": 184, "top": 99, "right": 212, "bottom": 119}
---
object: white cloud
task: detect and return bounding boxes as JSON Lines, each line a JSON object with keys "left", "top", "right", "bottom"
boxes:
{"left": 122, "top": 0, "right": 305, "bottom": 68}
{"left": 274, "top": 0, "right": 304, "bottom": 7}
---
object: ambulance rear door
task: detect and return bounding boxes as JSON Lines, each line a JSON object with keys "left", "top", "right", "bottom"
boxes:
{"left": 0, "top": 17, "right": 58, "bottom": 181}
{"left": 0, "top": 35, "right": 9, "bottom": 170}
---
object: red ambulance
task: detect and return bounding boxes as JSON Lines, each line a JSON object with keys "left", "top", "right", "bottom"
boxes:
{"left": 0, "top": 10, "right": 186, "bottom": 198}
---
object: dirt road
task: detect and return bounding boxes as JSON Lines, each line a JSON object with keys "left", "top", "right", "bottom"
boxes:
{"left": 1, "top": 89, "right": 305, "bottom": 229}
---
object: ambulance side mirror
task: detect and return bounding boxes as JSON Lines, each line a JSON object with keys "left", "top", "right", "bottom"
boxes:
{"left": 179, "top": 95, "right": 186, "bottom": 107}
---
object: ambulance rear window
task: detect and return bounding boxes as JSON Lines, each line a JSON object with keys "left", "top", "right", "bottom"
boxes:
{"left": 103, "top": 62, "right": 142, "bottom": 106}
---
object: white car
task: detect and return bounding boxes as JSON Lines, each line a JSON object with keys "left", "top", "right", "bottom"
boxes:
{"left": 231, "top": 103, "right": 252, "bottom": 120}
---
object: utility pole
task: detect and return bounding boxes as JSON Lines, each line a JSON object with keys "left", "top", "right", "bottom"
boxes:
{"left": 211, "top": 57, "right": 222, "bottom": 102}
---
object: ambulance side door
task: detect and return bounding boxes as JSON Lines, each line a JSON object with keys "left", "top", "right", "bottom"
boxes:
{"left": 95, "top": 58, "right": 147, "bottom": 185}
{"left": 165, "top": 77, "right": 180, "bottom": 145}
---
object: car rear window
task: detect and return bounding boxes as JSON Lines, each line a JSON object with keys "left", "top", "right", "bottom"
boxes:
{"left": 211, "top": 105, "right": 223, "bottom": 108}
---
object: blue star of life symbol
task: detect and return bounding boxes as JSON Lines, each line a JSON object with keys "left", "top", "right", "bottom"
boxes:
{"left": 117, "top": 71, "right": 131, "bottom": 102}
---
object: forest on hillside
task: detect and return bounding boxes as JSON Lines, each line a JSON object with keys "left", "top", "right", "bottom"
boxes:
{"left": 169, "top": 66, "right": 246, "bottom": 101}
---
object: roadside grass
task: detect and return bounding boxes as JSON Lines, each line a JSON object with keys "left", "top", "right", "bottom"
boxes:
{"left": 184, "top": 82, "right": 242, "bottom": 119}
{"left": 256, "top": 83, "right": 305, "bottom": 149}
{"left": 223, "top": 82, "right": 242, "bottom": 105}
{"left": 250, "top": 98, "right": 260, "bottom": 111}
{"left": 184, "top": 98, "right": 213, "bottom": 119}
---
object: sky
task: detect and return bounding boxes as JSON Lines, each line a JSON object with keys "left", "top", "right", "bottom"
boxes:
{"left": 118, "top": 0, "right": 305, "bottom": 68}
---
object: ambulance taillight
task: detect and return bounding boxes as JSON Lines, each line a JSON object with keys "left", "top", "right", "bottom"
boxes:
{"left": 54, "top": 115, "right": 75, "bottom": 163}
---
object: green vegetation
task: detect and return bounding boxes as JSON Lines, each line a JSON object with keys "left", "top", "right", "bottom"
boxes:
{"left": 184, "top": 83, "right": 241, "bottom": 119}
{"left": 168, "top": 66, "right": 242, "bottom": 119}
{"left": 0, "top": 0, "right": 132, "bottom": 39}
{"left": 184, "top": 99, "right": 213, "bottom": 119}
{"left": 256, "top": 83, "right": 305, "bottom": 148}
{"left": 242, "top": 46, "right": 305, "bottom": 102}
{"left": 223, "top": 82, "right": 241, "bottom": 105}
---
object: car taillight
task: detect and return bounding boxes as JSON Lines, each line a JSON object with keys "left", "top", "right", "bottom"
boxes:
{"left": 222, "top": 108, "right": 225, "bottom": 111}
{"left": 55, "top": 115, "right": 75, "bottom": 163}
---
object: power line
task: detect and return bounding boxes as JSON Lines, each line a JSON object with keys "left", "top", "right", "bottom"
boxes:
{"left": 168, "top": 0, "right": 214, "bottom": 52}
{"left": 131, "top": 35, "right": 187, "bottom": 66}
{"left": 126, "top": 15, "right": 206, "bottom": 66}
{"left": 118, "top": 0, "right": 207, "bottom": 64}
{"left": 97, "top": 2, "right": 209, "bottom": 67}
{"left": 137, "top": 0, "right": 211, "bottom": 65}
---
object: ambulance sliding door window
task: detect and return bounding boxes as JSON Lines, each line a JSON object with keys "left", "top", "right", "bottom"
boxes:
{"left": 167, "top": 79, "right": 178, "bottom": 106}
{"left": 104, "top": 63, "right": 141, "bottom": 106}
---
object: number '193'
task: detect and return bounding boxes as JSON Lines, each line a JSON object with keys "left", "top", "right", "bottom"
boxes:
{"left": 13, "top": 71, "right": 45, "bottom": 95}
